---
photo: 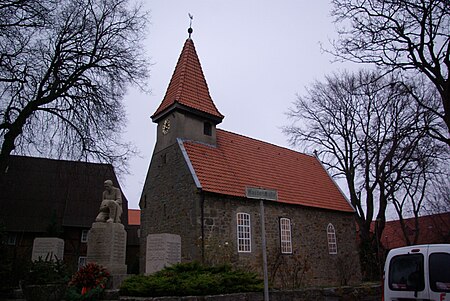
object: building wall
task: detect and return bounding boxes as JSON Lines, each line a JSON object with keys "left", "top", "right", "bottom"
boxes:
{"left": 4, "top": 226, "right": 137, "bottom": 275}
{"left": 141, "top": 141, "right": 361, "bottom": 287}
{"left": 126, "top": 225, "right": 140, "bottom": 274}
{"left": 202, "top": 194, "right": 362, "bottom": 288}
{"left": 1, "top": 228, "right": 87, "bottom": 289}
{"left": 4, "top": 229, "right": 87, "bottom": 272}
{"left": 154, "top": 110, "right": 218, "bottom": 153}
{"left": 140, "top": 142, "right": 203, "bottom": 273}
{"left": 62, "top": 227, "right": 88, "bottom": 271}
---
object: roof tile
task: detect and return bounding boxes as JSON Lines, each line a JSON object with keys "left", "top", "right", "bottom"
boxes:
{"left": 377, "top": 212, "right": 450, "bottom": 249}
{"left": 183, "top": 130, "right": 354, "bottom": 212}
{"left": 152, "top": 38, "right": 223, "bottom": 120}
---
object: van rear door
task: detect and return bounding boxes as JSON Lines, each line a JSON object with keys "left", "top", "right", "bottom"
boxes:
{"left": 428, "top": 245, "right": 450, "bottom": 301}
{"left": 385, "top": 247, "right": 428, "bottom": 300}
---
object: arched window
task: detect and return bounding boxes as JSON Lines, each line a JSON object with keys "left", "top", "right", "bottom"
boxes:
{"left": 237, "top": 213, "right": 251, "bottom": 252}
{"left": 327, "top": 223, "right": 337, "bottom": 254}
{"left": 280, "top": 218, "right": 292, "bottom": 254}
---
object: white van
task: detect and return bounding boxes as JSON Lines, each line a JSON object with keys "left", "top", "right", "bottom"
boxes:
{"left": 384, "top": 244, "right": 450, "bottom": 301}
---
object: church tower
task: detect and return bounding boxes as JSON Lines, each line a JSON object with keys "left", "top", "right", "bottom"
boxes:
{"left": 151, "top": 36, "right": 224, "bottom": 152}
{"left": 139, "top": 33, "right": 224, "bottom": 271}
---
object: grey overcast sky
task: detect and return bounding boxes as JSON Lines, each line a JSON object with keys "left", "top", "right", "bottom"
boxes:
{"left": 121, "top": 1, "right": 356, "bottom": 209}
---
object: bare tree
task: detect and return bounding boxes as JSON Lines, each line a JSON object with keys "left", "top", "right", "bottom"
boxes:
{"left": 0, "top": 0, "right": 149, "bottom": 173}
{"left": 330, "top": 0, "right": 450, "bottom": 146}
{"left": 421, "top": 174, "right": 450, "bottom": 242}
{"left": 0, "top": 0, "right": 50, "bottom": 30}
{"left": 284, "top": 69, "right": 444, "bottom": 279}
{"left": 425, "top": 176, "right": 450, "bottom": 213}
{"left": 389, "top": 135, "right": 448, "bottom": 245}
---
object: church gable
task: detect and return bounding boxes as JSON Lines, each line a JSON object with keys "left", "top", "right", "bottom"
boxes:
{"left": 180, "top": 129, "right": 354, "bottom": 213}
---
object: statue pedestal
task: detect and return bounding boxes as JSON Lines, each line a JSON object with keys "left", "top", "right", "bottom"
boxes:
{"left": 87, "top": 222, "right": 127, "bottom": 275}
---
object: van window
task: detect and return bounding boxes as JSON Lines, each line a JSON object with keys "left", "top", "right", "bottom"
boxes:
{"left": 429, "top": 253, "right": 450, "bottom": 292}
{"left": 389, "top": 254, "right": 424, "bottom": 291}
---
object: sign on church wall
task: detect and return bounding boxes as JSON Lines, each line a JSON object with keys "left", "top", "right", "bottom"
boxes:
{"left": 245, "top": 187, "right": 278, "bottom": 201}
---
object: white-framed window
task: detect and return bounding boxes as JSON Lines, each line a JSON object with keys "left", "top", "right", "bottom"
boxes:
{"left": 327, "top": 223, "right": 337, "bottom": 254}
{"left": 78, "top": 256, "right": 87, "bottom": 270}
{"left": 81, "top": 230, "right": 89, "bottom": 243}
{"left": 237, "top": 213, "right": 251, "bottom": 253}
{"left": 280, "top": 218, "right": 292, "bottom": 254}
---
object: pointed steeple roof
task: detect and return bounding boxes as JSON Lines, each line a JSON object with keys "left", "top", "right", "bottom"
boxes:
{"left": 152, "top": 38, "right": 224, "bottom": 122}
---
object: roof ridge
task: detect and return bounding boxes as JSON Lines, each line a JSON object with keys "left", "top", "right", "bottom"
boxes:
{"left": 384, "top": 211, "right": 450, "bottom": 223}
{"left": 216, "top": 128, "right": 315, "bottom": 158}
{"left": 173, "top": 43, "right": 188, "bottom": 103}
{"left": 179, "top": 138, "right": 218, "bottom": 149}
{"left": 9, "top": 155, "right": 113, "bottom": 167}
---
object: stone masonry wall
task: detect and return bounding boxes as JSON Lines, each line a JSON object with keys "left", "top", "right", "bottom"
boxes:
{"left": 202, "top": 194, "right": 362, "bottom": 288}
{"left": 140, "top": 141, "right": 361, "bottom": 287}
{"left": 139, "top": 142, "right": 203, "bottom": 273}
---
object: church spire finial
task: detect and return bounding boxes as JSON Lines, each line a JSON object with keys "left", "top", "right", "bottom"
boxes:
{"left": 188, "top": 13, "right": 193, "bottom": 38}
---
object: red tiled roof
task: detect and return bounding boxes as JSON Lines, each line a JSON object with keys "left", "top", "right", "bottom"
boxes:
{"left": 182, "top": 130, "right": 354, "bottom": 213}
{"left": 152, "top": 38, "right": 224, "bottom": 121}
{"left": 379, "top": 212, "right": 450, "bottom": 249}
{"left": 128, "top": 209, "right": 140, "bottom": 225}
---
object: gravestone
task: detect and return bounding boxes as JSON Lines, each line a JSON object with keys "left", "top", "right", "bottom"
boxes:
{"left": 146, "top": 233, "right": 181, "bottom": 274}
{"left": 32, "top": 237, "right": 64, "bottom": 261}
{"left": 86, "top": 222, "right": 127, "bottom": 275}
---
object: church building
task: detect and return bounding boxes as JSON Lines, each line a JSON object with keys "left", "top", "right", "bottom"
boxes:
{"left": 140, "top": 33, "right": 361, "bottom": 288}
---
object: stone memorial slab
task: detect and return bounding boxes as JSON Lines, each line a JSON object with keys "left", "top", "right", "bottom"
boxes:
{"left": 87, "top": 222, "right": 127, "bottom": 275}
{"left": 146, "top": 233, "right": 181, "bottom": 274}
{"left": 32, "top": 237, "right": 64, "bottom": 261}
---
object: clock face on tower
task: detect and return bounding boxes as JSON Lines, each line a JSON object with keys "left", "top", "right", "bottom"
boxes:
{"left": 162, "top": 118, "right": 171, "bottom": 135}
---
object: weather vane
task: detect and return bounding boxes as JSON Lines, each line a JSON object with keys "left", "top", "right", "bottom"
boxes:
{"left": 188, "top": 13, "right": 193, "bottom": 38}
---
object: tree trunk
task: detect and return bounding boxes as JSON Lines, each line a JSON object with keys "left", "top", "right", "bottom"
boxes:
{"left": 0, "top": 130, "right": 20, "bottom": 174}
{"left": 0, "top": 107, "right": 32, "bottom": 173}
{"left": 442, "top": 86, "right": 450, "bottom": 146}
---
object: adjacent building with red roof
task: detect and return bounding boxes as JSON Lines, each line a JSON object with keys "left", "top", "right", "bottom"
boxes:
{"left": 380, "top": 212, "right": 450, "bottom": 250}
{"left": 128, "top": 209, "right": 141, "bottom": 226}
{"left": 140, "top": 34, "right": 361, "bottom": 288}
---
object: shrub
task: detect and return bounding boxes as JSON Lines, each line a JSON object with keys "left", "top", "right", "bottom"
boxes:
{"left": 23, "top": 256, "right": 69, "bottom": 285}
{"left": 120, "top": 262, "right": 263, "bottom": 297}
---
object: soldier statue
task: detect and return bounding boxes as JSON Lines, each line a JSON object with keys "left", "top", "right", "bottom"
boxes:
{"left": 95, "top": 180, "right": 123, "bottom": 223}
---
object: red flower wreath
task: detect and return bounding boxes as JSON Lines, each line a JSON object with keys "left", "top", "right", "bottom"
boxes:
{"left": 69, "top": 263, "right": 110, "bottom": 295}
